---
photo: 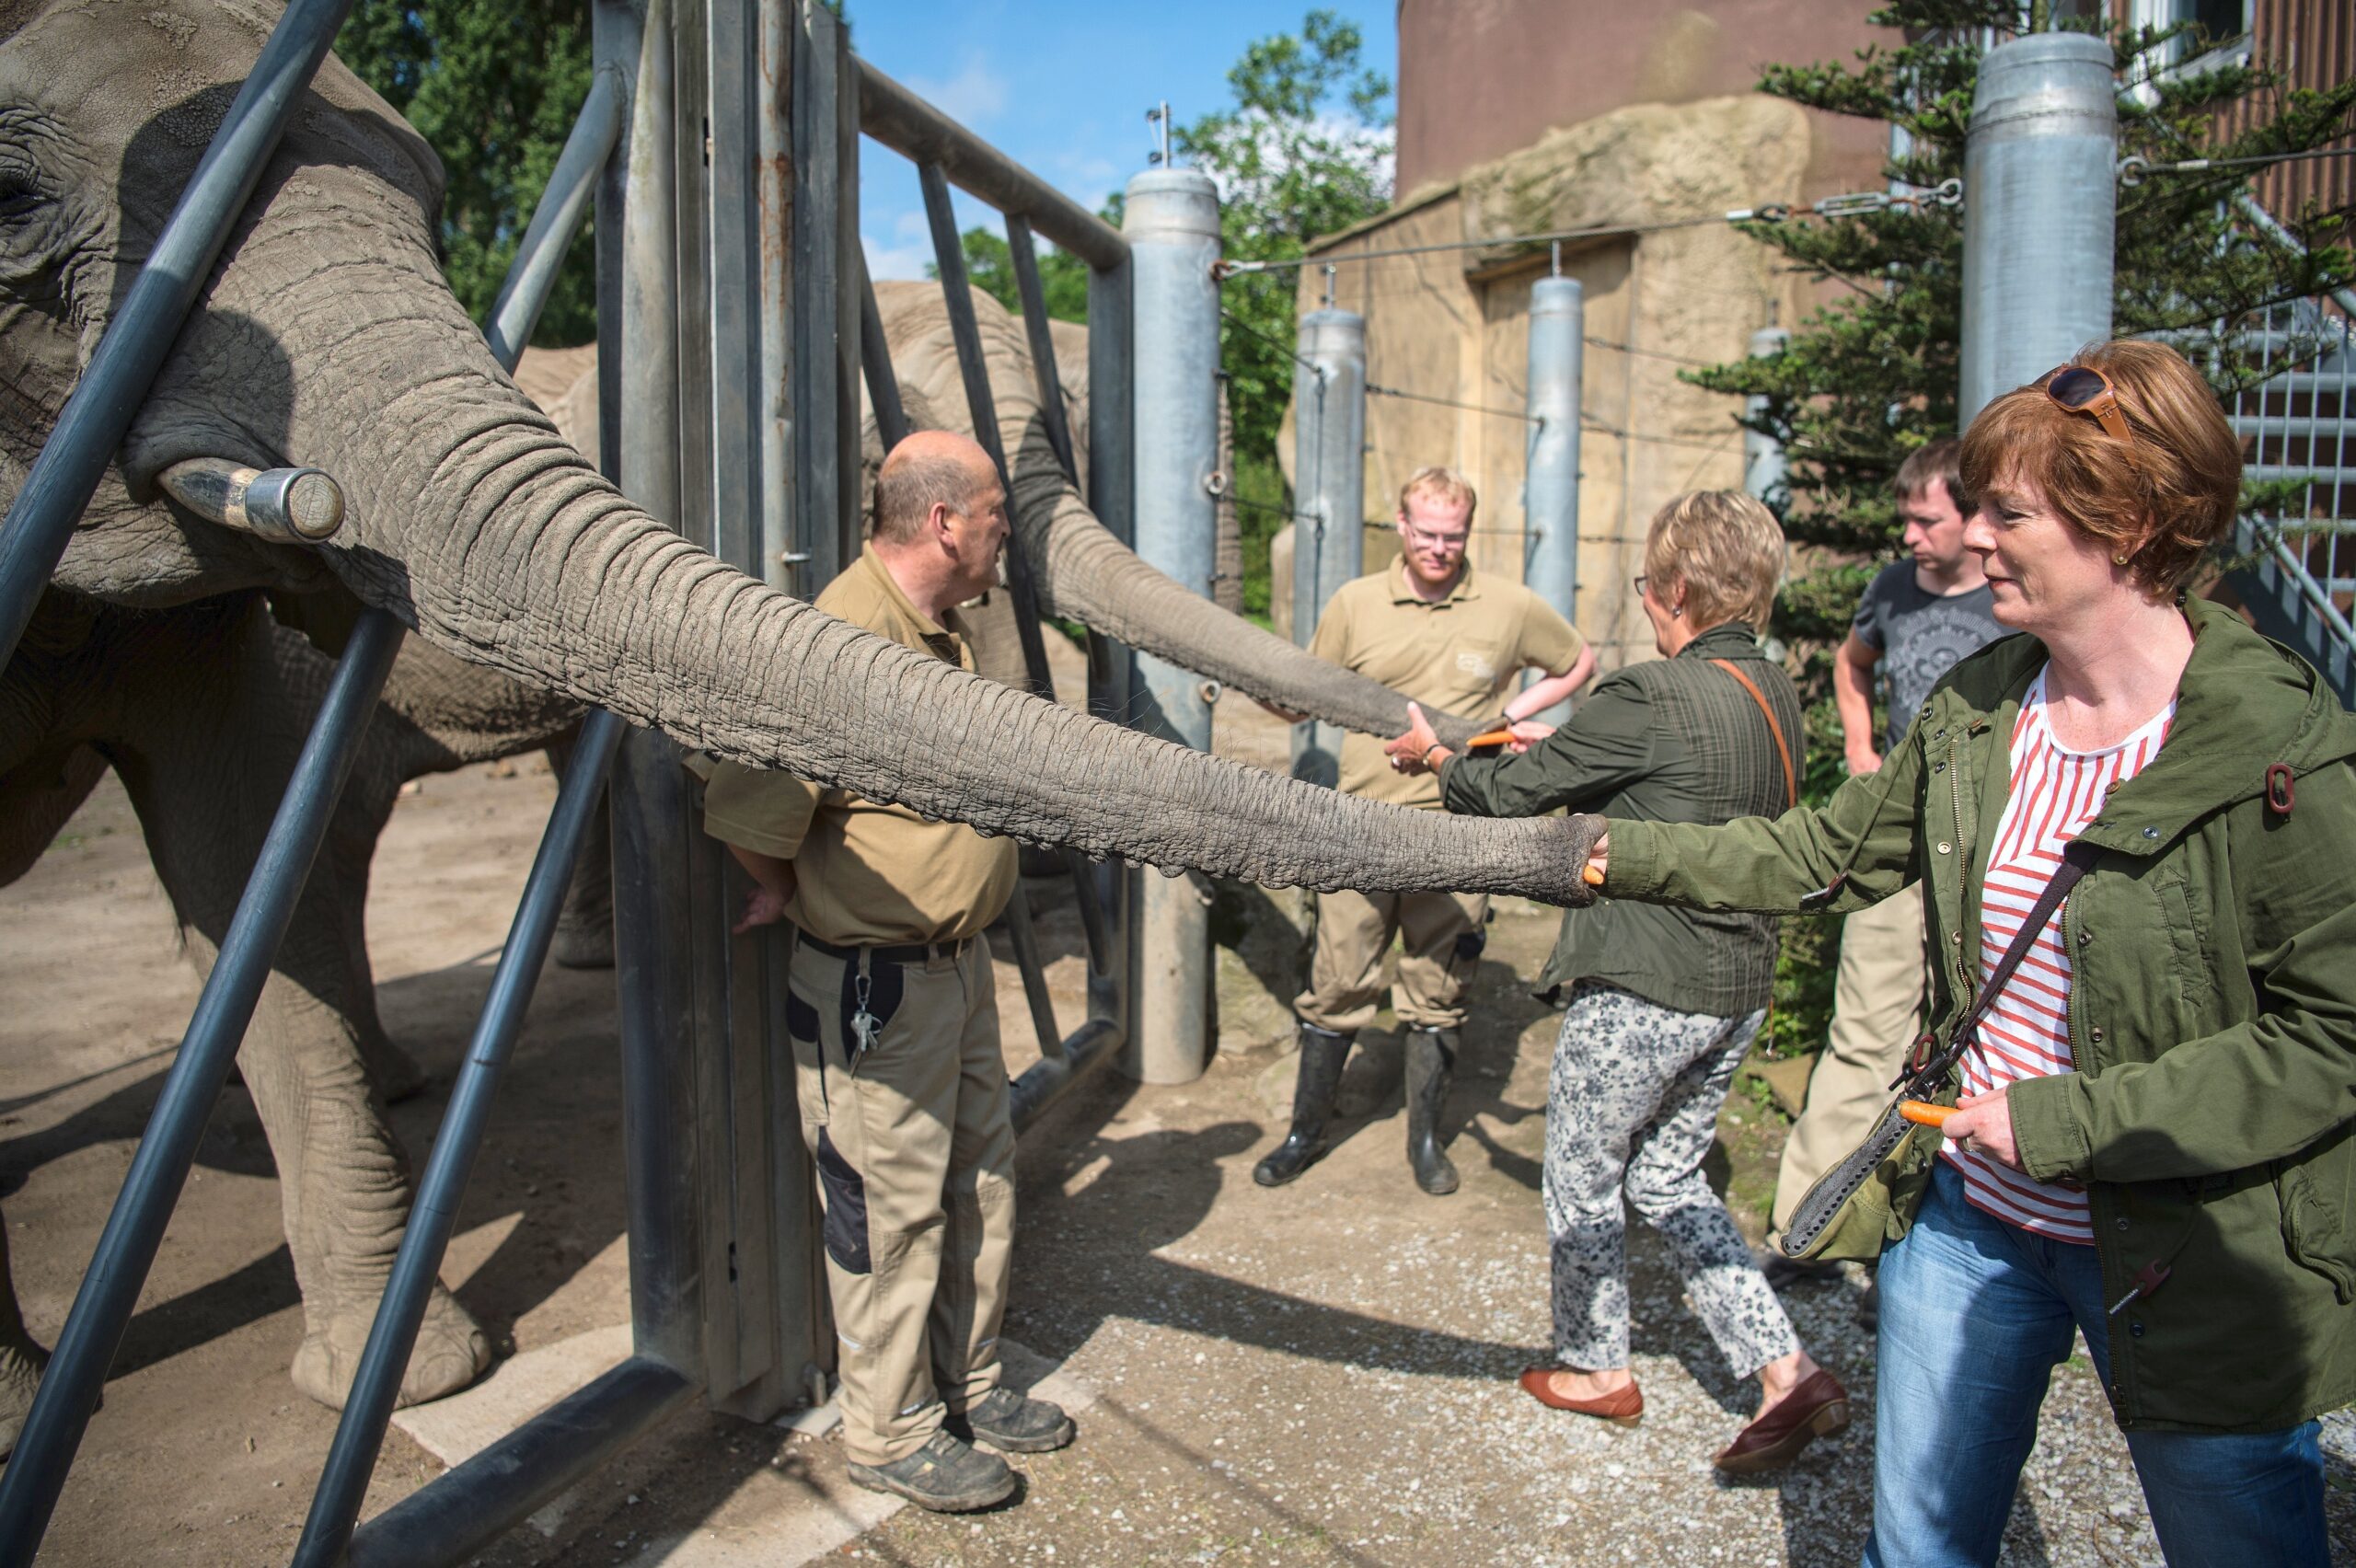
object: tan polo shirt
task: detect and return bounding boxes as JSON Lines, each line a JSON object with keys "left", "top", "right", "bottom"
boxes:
{"left": 700, "top": 548, "right": 1018, "bottom": 945}
{"left": 1309, "top": 561, "right": 1585, "bottom": 807}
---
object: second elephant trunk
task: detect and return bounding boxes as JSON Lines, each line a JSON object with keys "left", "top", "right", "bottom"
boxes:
{"left": 871, "top": 283, "right": 1490, "bottom": 751}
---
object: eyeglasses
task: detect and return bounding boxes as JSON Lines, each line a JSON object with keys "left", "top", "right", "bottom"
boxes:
{"left": 2041, "top": 364, "right": 2137, "bottom": 455}
{"left": 1632, "top": 574, "right": 1649, "bottom": 597}
{"left": 1399, "top": 518, "right": 1470, "bottom": 552}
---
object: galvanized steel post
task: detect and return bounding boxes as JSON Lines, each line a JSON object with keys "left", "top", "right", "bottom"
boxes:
{"left": 1742, "top": 326, "right": 1788, "bottom": 504}
{"left": 1522, "top": 276, "right": 1581, "bottom": 725}
{"left": 1959, "top": 31, "right": 2115, "bottom": 425}
{"left": 1122, "top": 168, "right": 1219, "bottom": 1085}
{"left": 1288, "top": 306, "right": 1366, "bottom": 787}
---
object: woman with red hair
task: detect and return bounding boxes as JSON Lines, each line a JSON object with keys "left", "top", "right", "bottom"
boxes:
{"left": 1585, "top": 339, "right": 2354, "bottom": 1564}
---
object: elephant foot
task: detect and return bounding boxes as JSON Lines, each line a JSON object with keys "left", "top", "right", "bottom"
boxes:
{"left": 352, "top": 1025, "right": 431, "bottom": 1104}
{"left": 291, "top": 1284, "right": 492, "bottom": 1411}
{"left": 0, "top": 1338, "right": 48, "bottom": 1462}
{"left": 549, "top": 912, "right": 615, "bottom": 971}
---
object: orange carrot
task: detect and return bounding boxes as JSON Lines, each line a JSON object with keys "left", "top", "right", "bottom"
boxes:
{"left": 1899, "top": 1101, "right": 1957, "bottom": 1129}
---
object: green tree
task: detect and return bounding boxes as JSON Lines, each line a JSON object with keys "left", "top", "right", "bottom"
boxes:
{"left": 1178, "top": 8, "right": 1394, "bottom": 469}
{"left": 336, "top": 0, "right": 599, "bottom": 345}
{"left": 1686, "top": 0, "right": 2356, "bottom": 1055}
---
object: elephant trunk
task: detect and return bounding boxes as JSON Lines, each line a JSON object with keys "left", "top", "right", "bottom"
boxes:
{"left": 287, "top": 283, "right": 1588, "bottom": 903}
{"left": 870, "top": 283, "right": 1488, "bottom": 750}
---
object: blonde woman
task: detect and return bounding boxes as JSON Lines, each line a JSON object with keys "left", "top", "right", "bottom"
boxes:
{"left": 1392, "top": 491, "right": 1849, "bottom": 1472}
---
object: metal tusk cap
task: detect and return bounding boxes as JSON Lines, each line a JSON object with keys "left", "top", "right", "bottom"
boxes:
{"left": 157, "top": 457, "right": 346, "bottom": 544}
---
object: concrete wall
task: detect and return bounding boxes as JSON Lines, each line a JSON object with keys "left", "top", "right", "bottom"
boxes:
{"left": 1279, "top": 92, "right": 1813, "bottom": 669}
{"left": 1394, "top": 0, "right": 1895, "bottom": 204}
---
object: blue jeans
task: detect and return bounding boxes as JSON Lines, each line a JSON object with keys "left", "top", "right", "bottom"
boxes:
{"left": 1866, "top": 1164, "right": 2327, "bottom": 1567}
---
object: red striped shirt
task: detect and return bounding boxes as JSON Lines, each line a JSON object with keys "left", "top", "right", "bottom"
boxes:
{"left": 1946, "top": 667, "right": 2175, "bottom": 1242}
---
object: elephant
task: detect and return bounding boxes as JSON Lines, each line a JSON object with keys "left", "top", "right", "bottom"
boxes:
{"left": 0, "top": 0, "right": 1594, "bottom": 1449}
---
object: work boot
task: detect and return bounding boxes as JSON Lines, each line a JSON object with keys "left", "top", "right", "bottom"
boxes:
{"left": 846, "top": 1428, "right": 1016, "bottom": 1512}
{"left": 1253, "top": 1023, "right": 1353, "bottom": 1186}
{"left": 1404, "top": 1026, "right": 1461, "bottom": 1195}
{"left": 947, "top": 1386, "right": 1076, "bottom": 1453}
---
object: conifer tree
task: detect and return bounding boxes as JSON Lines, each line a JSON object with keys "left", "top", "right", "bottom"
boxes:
{"left": 1688, "top": 1, "right": 2353, "bottom": 1054}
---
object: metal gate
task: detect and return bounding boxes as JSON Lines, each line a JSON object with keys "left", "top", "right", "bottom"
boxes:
{"left": 0, "top": 0, "right": 1155, "bottom": 1559}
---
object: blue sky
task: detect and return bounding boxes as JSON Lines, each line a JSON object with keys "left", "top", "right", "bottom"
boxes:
{"left": 845, "top": 1, "right": 1398, "bottom": 278}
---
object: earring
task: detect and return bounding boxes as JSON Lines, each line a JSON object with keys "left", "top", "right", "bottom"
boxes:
{"left": 2112, "top": 551, "right": 2131, "bottom": 567}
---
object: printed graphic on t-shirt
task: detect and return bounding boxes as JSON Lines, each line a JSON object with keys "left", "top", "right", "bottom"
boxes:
{"left": 1852, "top": 563, "right": 2005, "bottom": 753}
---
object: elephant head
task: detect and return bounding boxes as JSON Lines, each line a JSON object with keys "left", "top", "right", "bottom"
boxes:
{"left": 0, "top": 0, "right": 1597, "bottom": 906}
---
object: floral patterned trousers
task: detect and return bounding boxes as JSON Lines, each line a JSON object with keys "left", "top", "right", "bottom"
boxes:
{"left": 1543, "top": 981, "right": 1798, "bottom": 1379}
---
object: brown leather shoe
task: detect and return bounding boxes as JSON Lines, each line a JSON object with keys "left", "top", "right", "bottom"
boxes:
{"left": 1712, "top": 1367, "right": 1850, "bottom": 1474}
{"left": 1518, "top": 1367, "right": 1643, "bottom": 1426}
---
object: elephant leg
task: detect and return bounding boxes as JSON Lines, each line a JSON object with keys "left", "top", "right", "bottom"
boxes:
{"left": 0, "top": 1222, "right": 49, "bottom": 1460}
{"left": 226, "top": 977, "right": 489, "bottom": 1409}
{"left": 110, "top": 607, "right": 491, "bottom": 1408}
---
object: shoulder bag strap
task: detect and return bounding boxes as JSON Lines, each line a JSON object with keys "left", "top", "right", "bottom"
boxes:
{"left": 1910, "top": 837, "right": 2096, "bottom": 1091}
{"left": 1708, "top": 657, "right": 1797, "bottom": 809}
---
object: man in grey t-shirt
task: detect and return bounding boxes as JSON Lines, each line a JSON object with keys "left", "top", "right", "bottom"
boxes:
{"left": 1767, "top": 440, "right": 2004, "bottom": 1311}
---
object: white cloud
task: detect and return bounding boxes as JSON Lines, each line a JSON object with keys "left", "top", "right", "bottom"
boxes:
{"left": 861, "top": 211, "right": 936, "bottom": 282}
{"left": 904, "top": 55, "right": 1008, "bottom": 129}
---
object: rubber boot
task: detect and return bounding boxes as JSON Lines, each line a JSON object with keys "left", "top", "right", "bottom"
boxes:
{"left": 1253, "top": 1023, "right": 1353, "bottom": 1186}
{"left": 1404, "top": 1026, "right": 1461, "bottom": 1195}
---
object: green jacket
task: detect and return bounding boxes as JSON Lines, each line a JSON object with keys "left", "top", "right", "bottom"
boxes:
{"left": 1607, "top": 598, "right": 2356, "bottom": 1435}
{"left": 1438, "top": 622, "right": 1802, "bottom": 1017}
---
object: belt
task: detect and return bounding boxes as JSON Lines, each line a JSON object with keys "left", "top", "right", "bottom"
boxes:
{"left": 793, "top": 928, "right": 972, "bottom": 967}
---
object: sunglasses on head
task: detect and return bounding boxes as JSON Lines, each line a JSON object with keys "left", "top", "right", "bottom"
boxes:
{"left": 2040, "top": 363, "right": 2137, "bottom": 455}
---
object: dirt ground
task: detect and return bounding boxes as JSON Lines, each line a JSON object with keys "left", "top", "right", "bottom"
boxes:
{"left": 4, "top": 677, "right": 2351, "bottom": 1566}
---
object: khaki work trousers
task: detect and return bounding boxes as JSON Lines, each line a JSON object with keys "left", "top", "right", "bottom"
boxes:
{"left": 787, "top": 934, "right": 1015, "bottom": 1466}
{"left": 1294, "top": 888, "right": 1488, "bottom": 1034}
{"left": 1768, "top": 882, "right": 1927, "bottom": 1245}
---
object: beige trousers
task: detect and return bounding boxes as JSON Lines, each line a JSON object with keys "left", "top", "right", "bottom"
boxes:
{"left": 1294, "top": 888, "right": 1488, "bottom": 1034}
{"left": 1768, "top": 882, "right": 1928, "bottom": 1244}
{"left": 788, "top": 936, "right": 1015, "bottom": 1465}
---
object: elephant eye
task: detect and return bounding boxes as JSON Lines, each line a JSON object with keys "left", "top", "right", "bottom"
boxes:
{"left": 0, "top": 167, "right": 47, "bottom": 221}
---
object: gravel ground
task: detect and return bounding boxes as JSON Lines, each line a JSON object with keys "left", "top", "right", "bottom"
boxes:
{"left": 11, "top": 672, "right": 2350, "bottom": 1563}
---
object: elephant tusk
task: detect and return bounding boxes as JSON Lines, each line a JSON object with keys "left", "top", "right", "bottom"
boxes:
{"left": 158, "top": 457, "right": 346, "bottom": 544}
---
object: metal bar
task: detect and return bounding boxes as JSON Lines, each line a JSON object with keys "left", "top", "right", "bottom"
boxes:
{"left": 1004, "top": 214, "right": 1079, "bottom": 480}
{"left": 1010, "top": 1019, "right": 1123, "bottom": 1131}
{"left": 918, "top": 163, "right": 1115, "bottom": 977}
{"left": 1122, "top": 170, "right": 1220, "bottom": 1089}
{"left": 1082, "top": 256, "right": 1133, "bottom": 1016}
{"left": 788, "top": 0, "right": 861, "bottom": 591}
{"left": 1522, "top": 275, "right": 1581, "bottom": 727}
{"left": 343, "top": 1357, "right": 697, "bottom": 1568}
{"left": 856, "top": 59, "right": 1126, "bottom": 270}
{"left": 291, "top": 714, "right": 623, "bottom": 1566}
{"left": 0, "top": 0, "right": 357, "bottom": 669}
{"left": 1959, "top": 32, "right": 2116, "bottom": 423}
{"left": 607, "top": 0, "right": 702, "bottom": 1381}
{"left": 484, "top": 67, "right": 627, "bottom": 367}
{"left": 860, "top": 261, "right": 910, "bottom": 449}
{"left": 999, "top": 888, "right": 1063, "bottom": 1061}
{"left": 0, "top": 608, "right": 403, "bottom": 1562}
{"left": 918, "top": 162, "right": 1055, "bottom": 697}
{"left": 1288, "top": 306, "right": 1366, "bottom": 789}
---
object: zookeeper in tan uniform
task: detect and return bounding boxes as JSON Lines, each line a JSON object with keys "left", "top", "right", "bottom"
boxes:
{"left": 697, "top": 430, "right": 1068, "bottom": 1516}
{"left": 1256, "top": 465, "right": 1595, "bottom": 1196}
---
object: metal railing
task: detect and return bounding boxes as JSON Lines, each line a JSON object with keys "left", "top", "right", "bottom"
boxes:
{"left": 2221, "top": 295, "right": 2356, "bottom": 709}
